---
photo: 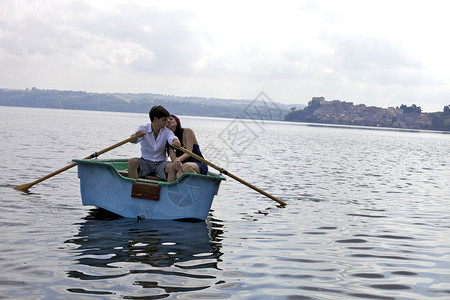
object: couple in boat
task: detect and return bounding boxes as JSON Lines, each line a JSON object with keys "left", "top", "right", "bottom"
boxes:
{"left": 128, "top": 105, "right": 207, "bottom": 182}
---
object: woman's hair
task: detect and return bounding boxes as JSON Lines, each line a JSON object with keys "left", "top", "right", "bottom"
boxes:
{"left": 171, "top": 115, "right": 184, "bottom": 145}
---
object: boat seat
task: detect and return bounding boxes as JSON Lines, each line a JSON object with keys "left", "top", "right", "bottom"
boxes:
{"left": 118, "top": 170, "right": 165, "bottom": 182}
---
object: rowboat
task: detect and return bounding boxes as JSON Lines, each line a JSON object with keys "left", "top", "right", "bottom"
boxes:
{"left": 73, "top": 159, "right": 226, "bottom": 220}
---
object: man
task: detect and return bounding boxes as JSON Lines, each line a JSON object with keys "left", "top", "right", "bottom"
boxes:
{"left": 128, "top": 105, "right": 182, "bottom": 182}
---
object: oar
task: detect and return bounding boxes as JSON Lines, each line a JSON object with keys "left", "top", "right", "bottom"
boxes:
{"left": 14, "top": 134, "right": 139, "bottom": 192}
{"left": 174, "top": 146, "right": 287, "bottom": 206}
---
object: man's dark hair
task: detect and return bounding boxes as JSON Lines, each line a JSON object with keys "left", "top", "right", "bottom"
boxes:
{"left": 149, "top": 105, "right": 170, "bottom": 122}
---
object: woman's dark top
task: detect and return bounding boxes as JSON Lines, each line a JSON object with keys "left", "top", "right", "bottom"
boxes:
{"left": 175, "top": 144, "right": 208, "bottom": 175}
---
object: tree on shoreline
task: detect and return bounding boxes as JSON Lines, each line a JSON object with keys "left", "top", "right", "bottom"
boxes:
{"left": 444, "top": 105, "right": 450, "bottom": 115}
{"left": 397, "top": 104, "right": 422, "bottom": 113}
{"left": 431, "top": 105, "right": 450, "bottom": 130}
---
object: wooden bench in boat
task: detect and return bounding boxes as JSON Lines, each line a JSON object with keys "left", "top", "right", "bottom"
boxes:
{"left": 117, "top": 170, "right": 165, "bottom": 182}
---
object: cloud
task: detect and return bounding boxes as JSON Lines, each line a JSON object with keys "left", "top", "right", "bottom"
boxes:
{"left": 0, "top": 1, "right": 209, "bottom": 75}
{"left": 1, "top": 0, "right": 449, "bottom": 112}
{"left": 335, "top": 38, "right": 419, "bottom": 71}
{"left": 331, "top": 37, "right": 443, "bottom": 87}
{"left": 79, "top": 3, "right": 208, "bottom": 75}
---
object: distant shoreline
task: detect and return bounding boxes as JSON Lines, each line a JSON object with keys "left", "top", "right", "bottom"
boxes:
{"left": 285, "top": 97, "right": 450, "bottom": 132}
{"left": 1, "top": 88, "right": 449, "bottom": 131}
{"left": 3, "top": 105, "right": 449, "bottom": 135}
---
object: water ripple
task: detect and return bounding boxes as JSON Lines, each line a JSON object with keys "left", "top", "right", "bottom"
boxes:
{"left": 1, "top": 108, "right": 449, "bottom": 299}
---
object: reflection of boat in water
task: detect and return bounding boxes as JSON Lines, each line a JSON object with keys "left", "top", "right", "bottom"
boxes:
{"left": 65, "top": 209, "right": 224, "bottom": 296}
{"left": 74, "top": 159, "right": 226, "bottom": 220}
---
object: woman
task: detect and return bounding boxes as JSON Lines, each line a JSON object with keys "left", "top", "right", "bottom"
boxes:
{"left": 166, "top": 115, "right": 208, "bottom": 178}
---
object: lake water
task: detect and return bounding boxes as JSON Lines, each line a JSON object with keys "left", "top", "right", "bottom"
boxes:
{"left": 0, "top": 106, "right": 449, "bottom": 299}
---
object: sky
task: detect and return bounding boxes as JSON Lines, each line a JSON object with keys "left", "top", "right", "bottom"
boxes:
{"left": 1, "top": 0, "right": 450, "bottom": 112}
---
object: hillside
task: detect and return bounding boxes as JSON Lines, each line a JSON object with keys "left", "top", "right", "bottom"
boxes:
{"left": 0, "top": 88, "right": 297, "bottom": 120}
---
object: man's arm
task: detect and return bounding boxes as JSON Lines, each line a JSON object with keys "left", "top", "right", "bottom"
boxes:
{"left": 129, "top": 130, "right": 146, "bottom": 144}
{"left": 171, "top": 138, "right": 181, "bottom": 148}
{"left": 166, "top": 128, "right": 181, "bottom": 148}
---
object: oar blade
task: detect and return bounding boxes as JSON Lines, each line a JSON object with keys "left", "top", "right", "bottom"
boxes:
{"left": 13, "top": 134, "right": 138, "bottom": 192}
{"left": 14, "top": 183, "right": 34, "bottom": 192}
